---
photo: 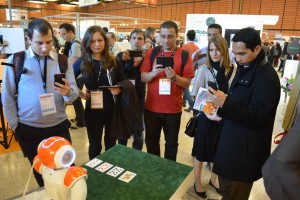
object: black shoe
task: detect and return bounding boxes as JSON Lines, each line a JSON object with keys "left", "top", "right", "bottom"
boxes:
{"left": 184, "top": 107, "right": 193, "bottom": 112}
{"left": 209, "top": 180, "right": 222, "bottom": 195}
{"left": 194, "top": 184, "right": 207, "bottom": 199}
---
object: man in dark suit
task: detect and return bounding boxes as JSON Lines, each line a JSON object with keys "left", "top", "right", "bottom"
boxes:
{"left": 207, "top": 28, "right": 281, "bottom": 200}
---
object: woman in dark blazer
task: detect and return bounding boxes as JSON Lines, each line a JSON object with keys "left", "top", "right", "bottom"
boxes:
{"left": 77, "top": 26, "right": 127, "bottom": 160}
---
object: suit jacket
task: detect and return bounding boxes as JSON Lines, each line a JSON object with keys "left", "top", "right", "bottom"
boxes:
{"left": 110, "top": 79, "right": 143, "bottom": 139}
{"left": 213, "top": 50, "right": 281, "bottom": 182}
{"left": 262, "top": 98, "right": 300, "bottom": 200}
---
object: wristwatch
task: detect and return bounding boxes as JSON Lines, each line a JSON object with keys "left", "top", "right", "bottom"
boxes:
{"left": 171, "top": 75, "right": 178, "bottom": 82}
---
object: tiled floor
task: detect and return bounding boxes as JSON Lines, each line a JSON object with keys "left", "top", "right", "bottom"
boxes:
{"left": 0, "top": 79, "right": 286, "bottom": 200}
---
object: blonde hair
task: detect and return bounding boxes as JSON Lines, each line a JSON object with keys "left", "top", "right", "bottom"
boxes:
{"left": 206, "top": 36, "right": 231, "bottom": 74}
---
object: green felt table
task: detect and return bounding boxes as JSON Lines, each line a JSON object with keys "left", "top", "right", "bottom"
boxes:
{"left": 83, "top": 145, "right": 193, "bottom": 200}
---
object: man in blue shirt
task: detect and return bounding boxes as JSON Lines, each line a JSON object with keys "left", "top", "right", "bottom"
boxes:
{"left": 2, "top": 18, "right": 79, "bottom": 187}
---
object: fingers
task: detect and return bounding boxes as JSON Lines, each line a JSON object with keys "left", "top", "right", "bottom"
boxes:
{"left": 54, "top": 78, "right": 70, "bottom": 96}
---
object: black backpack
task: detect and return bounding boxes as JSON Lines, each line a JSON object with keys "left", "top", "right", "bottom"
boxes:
{"left": 2, "top": 51, "right": 68, "bottom": 92}
{"left": 150, "top": 45, "right": 189, "bottom": 75}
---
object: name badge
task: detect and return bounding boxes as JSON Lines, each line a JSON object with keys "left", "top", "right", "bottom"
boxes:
{"left": 39, "top": 93, "right": 57, "bottom": 116}
{"left": 129, "top": 79, "right": 136, "bottom": 86}
{"left": 159, "top": 78, "right": 171, "bottom": 95}
{"left": 91, "top": 90, "right": 103, "bottom": 109}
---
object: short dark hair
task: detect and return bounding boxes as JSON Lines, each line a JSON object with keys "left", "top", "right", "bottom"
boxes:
{"left": 160, "top": 21, "right": 178, "bottom": 34}
{"left": 145, "top": 27, "right": 156, "bottom": 38}
{"left": 232, "top": 27, "right": 261, "bottom": 52}
{"left": 208, "top": 24, "right": 222, "bottom": 34}
{"left": 59, "top": 23, "right": 75, "bottom": 34}
{"left": 27, "top": 18, "right": 53, "bottom": 39}
{"left": 186, "top": 30, "right": 196, "bottom": 41}
{"left": 103, "top": 27, "right": 109, "bottom": 33}
{"left": 107, "top": 32, "right": 116, "bottom": 39}
{"left": 130, "top": 28, "right": 145, "bottom": 41}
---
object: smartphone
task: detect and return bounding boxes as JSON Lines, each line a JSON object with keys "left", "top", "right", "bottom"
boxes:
{"left": 156, "top": 56, "right": 174, "bottom": 68}
{"left": 207, "top": 81, "right": 218, "bottom": 91}
{"left": 129, "top": 50, "right": 143, "bottom": 57}
{"left": 54, "top": 73, "right": 65, "bottom": 86}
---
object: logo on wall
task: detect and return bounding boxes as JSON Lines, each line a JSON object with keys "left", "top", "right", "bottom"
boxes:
{"left": 206, "top": 17, "right": 216, "bottom": 26}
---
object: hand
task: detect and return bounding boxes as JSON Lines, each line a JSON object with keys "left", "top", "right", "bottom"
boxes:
{"left": 164, "top": 67, "right": 176, "bottom": 79}
{"left": 79, "top": 89, "right": 90, "bottom": 100}
{"left": 204, "top": 109, "right": 222, "bottom": 121}
{"left": 107, "top": 86, "right": 121, "bottom": 95}
{"left": 206, "top": 87, "right": 227, "bottom": 108}
{"left": 133, "top": 57, "right": 143, "bottom": 67}
{"left": 122, "top": 50, "right": 130, "bottom": 61}
{"left": 54, "top": 78, "right": 71, "bottom": 96}
{"left": 151, "top": 58, "right": 165, "bottom": 77}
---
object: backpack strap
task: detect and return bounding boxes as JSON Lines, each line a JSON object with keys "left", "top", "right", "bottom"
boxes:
{"left": 181, "top": 49, "right": 189, "bottom": 75}
{"left": 150, "top": 45, "right": 161, "bottom": 67}
{"left": 12, "top": 51, "right": 26, "bottom": 92}
{"left": 58, "top": 54, "right": 68, "bottom": 73}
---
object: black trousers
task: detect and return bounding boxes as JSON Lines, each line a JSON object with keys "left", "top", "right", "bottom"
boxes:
{"left": 219, "top": 176, "right": 253, "bottom": 200}
{"left": 73, "top": 77, "right": 85, "bottom": 126}
{"left": 15, "top": 120, "right": 71, "bottom": 187}
{"left": 85, "top": 111, "right": 116, "bottom": 160}
{"left": 144, "top": 109, "right": 181, "bottom": 161}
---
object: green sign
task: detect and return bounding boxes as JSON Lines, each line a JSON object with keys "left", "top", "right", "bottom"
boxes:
{"left": 20, "top": 21, "right": 28, "bottom": 28}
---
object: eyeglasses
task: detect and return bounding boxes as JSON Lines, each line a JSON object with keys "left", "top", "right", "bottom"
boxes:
{"left": 60, "top": 32, "right": 68, "bottom": 36}
{"left": 160, "top": 34, "right": 176, "bottom": 39}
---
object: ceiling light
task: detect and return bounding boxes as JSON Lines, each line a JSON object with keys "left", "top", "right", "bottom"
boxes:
{"left": 69, "top": 1, "right": 80, "bottom": 4}
{"left": 58, "top": 2, "right": 77, "bottom": 7}
{"left": 44, "top": 0, "right": 58, "bottom": 1}
{"left": 27, "top": 0, "right": 48, "bottom": 4}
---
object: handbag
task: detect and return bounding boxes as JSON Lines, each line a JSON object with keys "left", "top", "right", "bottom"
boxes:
{"left": 184, "top": 113, "right": 200, "bottom": 137}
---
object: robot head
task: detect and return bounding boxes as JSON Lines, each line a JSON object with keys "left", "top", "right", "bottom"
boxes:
{"left": 37, "top": 136, "right": 76, "bottom": 169}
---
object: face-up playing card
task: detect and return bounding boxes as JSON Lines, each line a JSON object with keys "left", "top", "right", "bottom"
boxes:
{"left": 84, "top": 158, "right": 103, "bottom": 168}
{"left": 95, "top": 162, "right": 113, "bottom": 173}
{"left": 106, "top": 166, "right": 125, "bottom": 177}
{"left": 118, "top": 171, "right": 137, "bottom": 183}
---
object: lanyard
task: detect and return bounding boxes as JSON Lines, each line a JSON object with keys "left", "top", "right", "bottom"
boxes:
{"left": 96, "top": 61, "right": 112, "bottom": 87}
{"left": 208, "top": 67, "right": 220, "bottom": 90}
{"left": 161, "top": 47, "right": 177, "bottom": 57}
{"left": 37, "top": 55, "right": 48, "bottom": 93}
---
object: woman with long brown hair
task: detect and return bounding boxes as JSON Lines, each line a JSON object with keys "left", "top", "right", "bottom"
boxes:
{"left": 74, "top": 26, "right": 126, "bottom": 159}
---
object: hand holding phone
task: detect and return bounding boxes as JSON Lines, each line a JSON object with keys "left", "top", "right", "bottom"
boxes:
{"left": 54, "top": 73, "right": 65, "bottom": 87}
{"left": 156, "top": 56, "right": 174, "bottom": 68}
{"left": 207, "top": 81, "right": 217, "bottom": 94}
{"left": 129, "top": 50, "right": 143, "bottom": 57}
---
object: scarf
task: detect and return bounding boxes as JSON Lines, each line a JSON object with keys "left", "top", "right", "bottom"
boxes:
{"left": 211, "top": 61, "right": 229, "bottom": 93}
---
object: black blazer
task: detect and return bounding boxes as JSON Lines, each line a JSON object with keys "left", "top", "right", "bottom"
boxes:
{"left": 213, "top": 51, "right": 281, "bottom": 182}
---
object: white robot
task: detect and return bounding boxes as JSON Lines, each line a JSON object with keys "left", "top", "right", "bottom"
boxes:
{"left": 34, "top": 136, "right": 88, "bottom": 200}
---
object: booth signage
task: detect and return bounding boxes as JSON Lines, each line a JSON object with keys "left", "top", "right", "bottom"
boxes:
{"left": 6, "top": 9, "right": 28, "bottom": 21}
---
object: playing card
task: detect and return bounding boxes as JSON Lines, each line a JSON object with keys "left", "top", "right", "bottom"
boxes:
{"left": 95, "top": 162, "right": 113, "bottom": 173}
{"left": 118, "top": 171, "right": 137, "bottom": 183}
{"left": 84, "top": 158, "right": 103, "bottom": 168}
{"left": 107, "top": 166, "right": 125, "bottom": 177}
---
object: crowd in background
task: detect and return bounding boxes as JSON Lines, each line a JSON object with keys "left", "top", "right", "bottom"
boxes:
{"left": 1, "top": 18, "right": 300, "bottom": 200}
